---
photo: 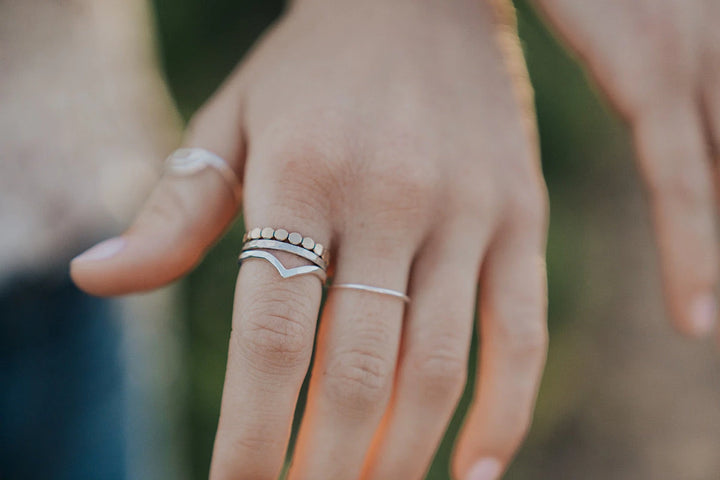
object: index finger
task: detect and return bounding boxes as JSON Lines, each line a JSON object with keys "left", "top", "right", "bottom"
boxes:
{"left": 210, "top": 161, "right": 333, "bottom": 479}
{"left": 210, "top": 243, "right": 324, "bottom": 479}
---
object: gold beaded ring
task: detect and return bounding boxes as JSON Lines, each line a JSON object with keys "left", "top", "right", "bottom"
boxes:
{"left": 239, "top": 226, "right": 330, "bottom": 282}
{"left": 242, "top": 227, "right": 330, "bottom": 264}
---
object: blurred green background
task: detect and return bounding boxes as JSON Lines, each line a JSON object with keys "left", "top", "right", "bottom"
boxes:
{"left": 147, "top": 1, "right": 717, "bottom": 479}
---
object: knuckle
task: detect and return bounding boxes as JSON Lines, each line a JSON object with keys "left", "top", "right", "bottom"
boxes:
{"left": 446, "top": 170, "right": 502, "bottom": 224}
{"left": 275, "top": 141, "right": 346, "bottom": 185}
{"left": 497, "top": 413, "right": 534, "bottom": 458}
{"left": 223, "top": 430, "right": 278, "bottom": 457}
{"left": 253, "top": 123, "right": 355, "bottom": 218}
{"left": 262, "top": 117, "right": 353, "bottom": 182}
{"left": 137, "top": 184, "right": 194, "bottom": 235}
{"left": 271, "top": 156, "right": 343, "bottom": 218}
{"left": 358, "top": 159, "right": 438, "bottom": 233}
{"left": 406, "top": 342, "right": 468, "bottom": 401}
{"left": 214, "top": 431, "right": 283, "bottom": 480}
{"left": 470, "top": 403, "right": 536, "bottom": 463}
{"left": 362, "top": 126, "right": 439, "bottom": 213}
{"left": 255, "top": 117, "right": 444, "bottom": 229}
{"left": 392, "top": 160, "right": 438, "bottom": 199}
{"left": 134, "top": 186, "right": 207, "bottom": 265}
{"left": 497, "top": 320, "right": 548, "bottom": 360}
{"left": 507, "top": 181, "right": 549, "bottom": 230}
{"left": 237, "top": 289, "right": 315, "bottom": 371}
{"left": 372, "top": 159, "right": 437, "bottom": 205}
{"left": 645, "top": 163, "right": 710, "bottom": 210}
{"left": 324, "top": 345, "right": 395, "bottom": 414}
{"left": 638, "top": 22, "right": 692, "bottom": 77}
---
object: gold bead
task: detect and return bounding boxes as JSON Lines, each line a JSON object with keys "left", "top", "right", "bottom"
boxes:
{"left": 301, "top": 237, "right": 315, "bottom": 250}
{"left": 274, "top": 229, "right": 289, "bottom": 241}
{"left": 288, "top": 232, "right": 303, "bottom": 245}
{"left": 261, "top": 227, "right": 274, "bottom": 239}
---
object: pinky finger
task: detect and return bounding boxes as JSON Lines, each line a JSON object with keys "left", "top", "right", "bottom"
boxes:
{"left": 452, "top": 201, "right": 548, "bottom": 480}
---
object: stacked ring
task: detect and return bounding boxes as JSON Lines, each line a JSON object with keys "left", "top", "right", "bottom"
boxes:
{"left": 238, "top": 227, "right": 329, "bottom": 282}
{"left": 237, "top": 227, "right": 410, "bottom": 301}
{"left": 242, "top": 227, "right": 330, "bottom": 264}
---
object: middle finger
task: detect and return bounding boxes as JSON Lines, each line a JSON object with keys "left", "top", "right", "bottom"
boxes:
{"left": 288, "top": 226, "right": 415, "bottom": 479}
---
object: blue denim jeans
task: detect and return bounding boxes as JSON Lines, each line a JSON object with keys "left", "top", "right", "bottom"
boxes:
{"left": 0, "top": 273, "right": 127, "bottom": 480}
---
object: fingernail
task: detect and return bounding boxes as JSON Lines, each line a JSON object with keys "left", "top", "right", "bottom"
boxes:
{"left": 72, "top": 237, "right": 126, "bottom": 262}
{"left": 691, "top": 294, "right": 717, "bottom": 336}
{"left": 465, "top": 458, "right": 502, "bottom": 480}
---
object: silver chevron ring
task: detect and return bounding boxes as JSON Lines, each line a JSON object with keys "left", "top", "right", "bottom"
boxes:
{"left": 238, "top": 250, "right": 327, "bottom": 282}
{"left": 242, "top": 239, "right": 327, "bottom": 270}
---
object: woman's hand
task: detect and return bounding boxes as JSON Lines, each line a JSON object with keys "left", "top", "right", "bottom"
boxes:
{"left": 533, "top": 0, "right": 720, "bottom": 338}
{"left": 71, "top": 1, "right": 548, "bottom": 478}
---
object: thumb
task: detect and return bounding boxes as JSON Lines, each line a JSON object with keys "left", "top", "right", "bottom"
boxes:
{"left": 71, "top": 78, "right": 246, "bottom": 296}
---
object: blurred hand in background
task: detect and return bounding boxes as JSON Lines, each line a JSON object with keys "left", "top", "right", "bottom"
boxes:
{"left": 0, "top": 1, "right": 181, "bottom": 479}
{"left": 533, "top": 0, "right": 720, "bottom": 338}
{"left": 72, "top": 0, "right": 549, "bottom": 478}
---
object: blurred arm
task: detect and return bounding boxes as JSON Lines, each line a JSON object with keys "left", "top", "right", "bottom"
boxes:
{"left": 530, "top": 0, "right": 720, "bottom": 339}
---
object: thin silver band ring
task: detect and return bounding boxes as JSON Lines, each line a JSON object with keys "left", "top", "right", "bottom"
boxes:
{"left": 239, "top": 250, "right": 327, "bottom": 282}
{"left": 242, "top": 239, "right": 327, "bottom": 270}
{"left": 165, "top": 148, "right": 242, "bottom": 203}
{"left": 330, "top": 283, "right": 410, "bottom": 303}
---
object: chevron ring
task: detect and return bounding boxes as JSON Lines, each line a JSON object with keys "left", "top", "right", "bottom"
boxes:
{"left": 238, "top": 250, "right": 327, "bottom": 282}
{"left": 241, "top": 239, "right": 327, "bottom": 270}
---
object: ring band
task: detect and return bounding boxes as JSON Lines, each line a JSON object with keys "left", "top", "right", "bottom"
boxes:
{"left": 330, "top": 283, "right": 410, "bottom": 303}
{"left": 239, "top": 250, "right": 327, "bottom": 282}
{"left": 165, "top": 148, "right": 242, "bottom": 203}
{"left": 243, "top": 227, "right": 330, "bottom": 264}
{"left": 242, "top": 239, "right": 327, "bottom": 270}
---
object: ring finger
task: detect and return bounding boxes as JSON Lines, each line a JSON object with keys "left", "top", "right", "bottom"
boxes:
{"left": 360, "top": 220, "right": 489, "bottom": 480}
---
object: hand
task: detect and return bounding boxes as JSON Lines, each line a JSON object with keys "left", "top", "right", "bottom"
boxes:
{"left": 533, "top": 0, "right": 720, "bottom": 338}
{"left": 71, "top": 1, "right": 548, "bottom": 478}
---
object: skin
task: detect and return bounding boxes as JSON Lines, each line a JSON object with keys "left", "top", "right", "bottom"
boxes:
{"left": 70, "top": 0, "right": 719, "bottom": 478}
{"left": 534, "top": 0, "right": 720, "bottom": 338}
{"left": 73, "top": 0, "right": 547, "bottom": 479}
